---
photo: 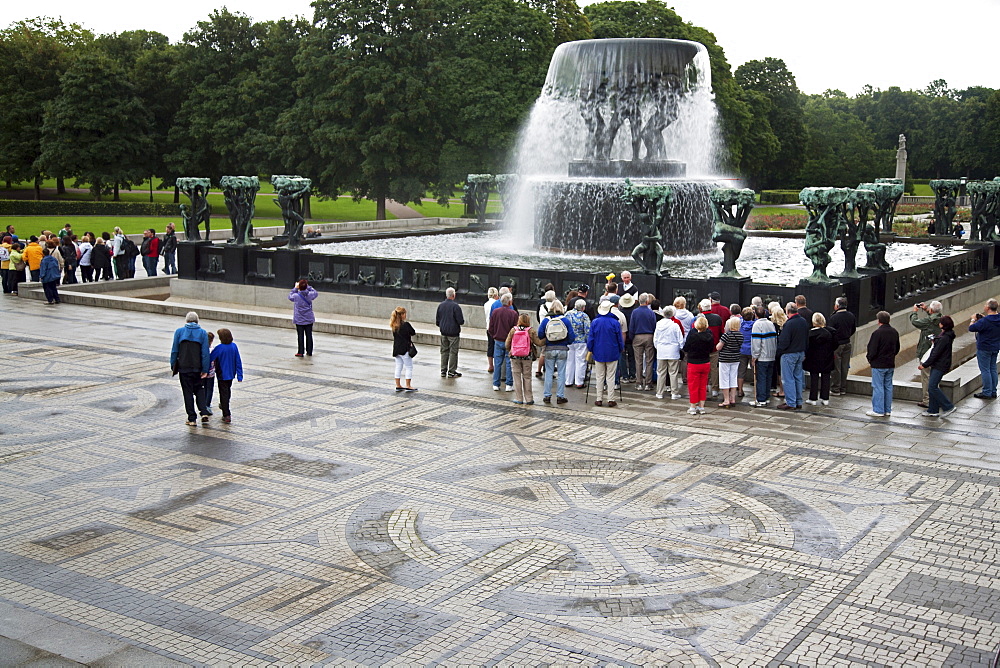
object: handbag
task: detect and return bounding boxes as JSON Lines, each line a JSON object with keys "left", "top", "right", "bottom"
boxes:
{"left": 407, "top": 342, "right": 418, "bottom": 358}
{"left": 14, "top": 261, "right": 25, "bottom": 271}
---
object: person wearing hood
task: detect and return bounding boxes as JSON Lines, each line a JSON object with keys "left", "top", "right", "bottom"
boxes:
{"left": 39, "top": 247, "right": 61, "bottom": 304}
{"left": 289, "top": 279, "right": 319, "bottom": 357}
{"left": 170, "top": 311, "right": 212, "bottom": 425}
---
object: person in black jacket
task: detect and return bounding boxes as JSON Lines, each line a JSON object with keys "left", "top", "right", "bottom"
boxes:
{"left": 436, "top": 287, "right": 465, "bottom": 378}
{"left": 804, "top": 313, "right": 836, "bottom": 405}
{"left": 828, "top": 297, "right": 857, "bottom": 395}
{"left": 776, "top": 302, "right": 809, "bottom": 410}
{"left": 866, "top": 311, "right": 900, "bottom": 417}
{"left": 390, "top": 307, "right": 418, "bottom": 392}
{"left": 918, "top": 315, "right": 957, "bottom": 417}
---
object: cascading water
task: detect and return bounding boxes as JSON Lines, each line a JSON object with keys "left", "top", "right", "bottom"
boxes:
{"left": 508, "top": 38, "right": 726, "bottom": 254}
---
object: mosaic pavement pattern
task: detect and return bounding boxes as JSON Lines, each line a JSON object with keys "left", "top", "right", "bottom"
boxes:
{"left": 1, "top": 332, "right": 999, "bottom": 666}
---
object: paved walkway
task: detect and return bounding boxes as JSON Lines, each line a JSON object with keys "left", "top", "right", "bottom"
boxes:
{"left": 2, "top": 297, "right": 999, "bottom": 666}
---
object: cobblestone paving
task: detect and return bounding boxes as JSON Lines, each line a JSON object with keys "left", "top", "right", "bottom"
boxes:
{"left": 1, "top": 313, "right": 999, "bottom": 666}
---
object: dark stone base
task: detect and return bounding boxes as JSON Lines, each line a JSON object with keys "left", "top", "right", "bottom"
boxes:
{"left": 568, "top": 160, "right": 686, "bottom": 178}
{"left": 531, "top": 178, "right": 718, "bottom": 254}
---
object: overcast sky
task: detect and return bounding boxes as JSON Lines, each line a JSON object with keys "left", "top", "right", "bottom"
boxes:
{"left": 3, "top": 0, "right": 997, "bottom": 95}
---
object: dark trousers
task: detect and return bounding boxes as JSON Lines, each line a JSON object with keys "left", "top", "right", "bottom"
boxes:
{"left": 808, "top": 370, "right": 831, "bottom": 401}
{"left": 296, "top": 323, "right": 314, "bottom": 355}
{"left": 81, "top": 265, "right": 94, "bottom": 282}
{"left": 831, "top": 342, "right": 852, "bottom": 393}
{"left": 42, "top": 281, "right": 59, "bottom": 303}
{"left": 204, "top": 376, "right": 215, "bottom": 411}
{"left": 218, "top": 379, "right": 233, "bottom": 417}
{"left": 30, "top": 268, "right": 40, "bottom": 281}
{"left": 62, "top": 264, "right": 77, "bottom": 284}
{"left": 624, "top": 343, "right": 636, "bottom": 379}
{"left": 178, "top": 372, "right": 209, "bottom": 421}
{"left": 0, "top": 268, "right": 8, "bottom": 293}
{"left": 142, "top": 255, "right": 158, "bottom": 277}
{"left": 9, "top": 268, "right": 19, "bottom": 293}
{"left": 927, "top": 367, "right": 954, "bottom": 414}
{"left": 114, "top": 256, "right": 128, "bottom": 279}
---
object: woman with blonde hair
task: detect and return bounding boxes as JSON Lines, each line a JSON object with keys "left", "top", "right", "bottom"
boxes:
{"left": 769, "top": 302, "right": 787, "bottom": 398}
{"left": 804, "top": 312, "right": 836, "bottom": 405}
{"left": 390, "top": 307, "right": 418, "bottom": 392}
{"left": 505, "top": 313, "right": 543, "bottom": 405}
{"left": 682, "top": 315, "right": 714, "bottom": 414}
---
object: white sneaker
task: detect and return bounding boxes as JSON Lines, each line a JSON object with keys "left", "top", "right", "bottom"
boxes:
{"left": 865, "top": 410, "right": 885, "bottom": 417}
{"left": 750, "top": 401, "right": 768, "bottom": 407}
{"left": 493, "top": 385, "right": 500, "bottom": 391}
{"left": 920, "top": 411, "right": 940, "bottom": 417}
{"left": 941, "top": 407, "right": 957, "bottom": 417}
{"left": 505, "top": 386, "right": 514, "bottom": 392}
{"left": 655, "top": 394, "right": 663, "bottom": 399}
{"left": 696, "top": 406, "right": 706, "bottom": 414}
{"left": 671, "top": 394, "right": 682, "bottom": 400}
{"left": 687, "top": 406, "right": 698, "bottom": 414}
{"left": 711, "top": 391, "right": 719, "bottom": 398}
{"left": 804, "top": 399, "right": 817, "bottom": 406}
{"left": 821, "top": 399, "right": 829, "bottom": 406}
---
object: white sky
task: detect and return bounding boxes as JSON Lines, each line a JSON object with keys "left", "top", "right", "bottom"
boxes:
{"left": 4, "top": 0, "right": 997, "bottom": 95}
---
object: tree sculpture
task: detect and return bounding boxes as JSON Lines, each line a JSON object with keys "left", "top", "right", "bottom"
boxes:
{"left": 857, "top": 181, "right": 904, "bottom": 236}
{"left": 967, "top": 180, "right": 1000, "bottom": 242}
{"left": 220, "top": 175, "right": 259, "bottom": 246}
{"left": 464, "top": 174, "right": 494, "bottom": 224}
{"left": 840, "top": 188, "right": 875, "bottom": 278}
{"left": 272, "top": 175, "right": 312, "bottom": 249}
{"left": 709, "top": 188, "right": 755, "bottom": 278}
{"left": 495, "top": 174, "right": 518, "bottom": 221}
{"left": 799, "top": 187, "right": 851, "bottom": 285}
{"left": 621, "top": 179, "right": 672, "bottom": 276}
{"left": 176, "top": 178, "right": 212, "bottom": 241}
{"left": 929, "top": 179, "right": 961, "bottom": 236}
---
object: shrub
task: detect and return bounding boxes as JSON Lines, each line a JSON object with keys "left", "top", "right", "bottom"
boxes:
{"left": 760, "top": 190, "right": 802, "bottom": 205}
{"left": 746, "top": 214, "right": 807, "bottom": 231}
{"left": 0, "top": 199, "right": 177, "bottom": 216}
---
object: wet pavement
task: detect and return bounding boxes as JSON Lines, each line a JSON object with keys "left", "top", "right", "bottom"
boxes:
{"left": 2, "top": 297, "right": 999, "bottom": 666}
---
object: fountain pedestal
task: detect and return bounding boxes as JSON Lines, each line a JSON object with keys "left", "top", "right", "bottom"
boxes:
{"left": 568, "top": 160, "right": 686, "bottom": 179}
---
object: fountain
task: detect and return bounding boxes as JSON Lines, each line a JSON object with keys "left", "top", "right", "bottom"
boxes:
{"left": 511, "top": 38, "right": 723, "bottom": 254}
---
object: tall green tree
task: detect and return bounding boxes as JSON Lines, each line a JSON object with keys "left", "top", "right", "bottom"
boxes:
{"left": 0, "top": 18, "right": 92, "bottom": 198}
{"left": 36, "top": 52, "right": 154, "bottom": 200}
{"left": 735, "top": 57, "right": 805, "bottom": 188}
{"left": 796, "top": 96, "right": 890, "bottom": 188}
{"left": 280, "top": 0, "right": 449, "bottom": 219}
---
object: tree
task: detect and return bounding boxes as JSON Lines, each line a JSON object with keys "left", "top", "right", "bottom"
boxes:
{"left": 796, "top": 97, "right": 891, "bottom": 188}
{"left": 0, "top": 18, "right": 92, "bottom": 198}
{"left": 36, "top": 52, "right": 154, "bottom": 200}
{"left": 280, "top": 0, "right": 450, "bottom": 219}
{"left": 734, "top": 89, "right": 780, "bottom": 189}
{"left": 735, "top": 58, "right": 806, "bottom": 188}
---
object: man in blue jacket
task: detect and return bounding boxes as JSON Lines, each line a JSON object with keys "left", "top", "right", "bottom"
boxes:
{"left": 587, "top": 301, "right": 624, "bottom": 407}
{"left": 170, "top": 311, "right": 211, "bottom": 425}
{"left": 776, "top": 302, "right": 809, "bottom": 410}
{"left": 969, "top": 298, "right": 1000, "bottom": 399}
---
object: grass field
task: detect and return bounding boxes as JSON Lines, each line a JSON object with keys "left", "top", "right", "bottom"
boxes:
{"left": 911, "top": 183, "right": 933, "bottom": 196}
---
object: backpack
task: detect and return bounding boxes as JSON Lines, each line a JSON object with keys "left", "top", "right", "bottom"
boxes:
{"left": 544, "top": 316, "right": 569, "bottom": 343}
{"left": 121, "top": 237, "right": 139, "bottom": 258}
{"left": 0, "top": 246, "right": 8, "bottom": 263}
{"left": 511, "top": 327, "right": 532, "bottom": 357}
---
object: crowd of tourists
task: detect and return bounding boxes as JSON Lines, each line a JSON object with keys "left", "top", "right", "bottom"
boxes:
{"left": 417, "top": 269, "right": 1000, "bottom": 419}
{"left": 0, "top": 222, "right": 178, "bottom": 303}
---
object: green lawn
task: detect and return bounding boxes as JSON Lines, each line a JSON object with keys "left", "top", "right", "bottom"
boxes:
{"left": 750, "top": 206, "right": 807, "bottom": 217}
{"left": 911, "top": 183, "right": 933, "bottom": 196}
{"left": 13, "top": 217, "right": 179, "bottom": 236}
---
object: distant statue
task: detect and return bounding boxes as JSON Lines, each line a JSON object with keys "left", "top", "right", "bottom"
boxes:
{"left": 621, "top": 179, "right": 672, "bottom": 276}
{"left": 640, "top": 75, "right": 681, "bottom": 160}
{"left": 840, "top": 189, "right": 874, "bottom": 278}
{"left": 858, "top": 181, "right": 904, "bottom": 235}
{"left": 930, "top": 179, "right": 961, "bottom": 237}
{"left": 709, "top": 188, "right": 755, "bottom": 278}
{"left": 898, "top": 134, "right": 906, "bottom": 150}
{"left": 968, "top": 180, "right": 1000, "bottom": 241}
{"left": 272, "top": 175, "right": 312, "bottom": 249}
{"left": 495, "top": 174, "right": 519, "bottom": 222}
{"left": 800, "top": 187, "right": 851, "bottom": 285}
{"left": 176, "top": 177, "right": 212, "bottom": 241}
{"left": 862, "top": 223, "right": 892, "bottom": 272}
{"left": 220, "top": 175, "right": 259, "bottom": 246}
{"left": 464, "top": 174, "right": 494, "bottom": 224}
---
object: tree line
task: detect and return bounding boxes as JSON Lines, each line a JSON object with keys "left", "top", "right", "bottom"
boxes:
{"left": 1, "top": 0, "right": 997, "bottom": 217}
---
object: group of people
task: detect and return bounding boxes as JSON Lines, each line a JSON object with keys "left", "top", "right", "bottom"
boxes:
{"left": 417, "top": 271, "right": 1000, "bottom": 419}
{"left": 169, "top": 312, "right": 244, "bottom": 425}
{"left": 0, "top": 223, "right": 179, "bottom": 302}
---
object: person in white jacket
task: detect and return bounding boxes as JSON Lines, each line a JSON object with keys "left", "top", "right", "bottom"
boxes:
{"left": 672, "top": 296, "right": 695, "bottom": 332}
{"left": 654, "top": 305, "right": 686, "bottom": 399}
